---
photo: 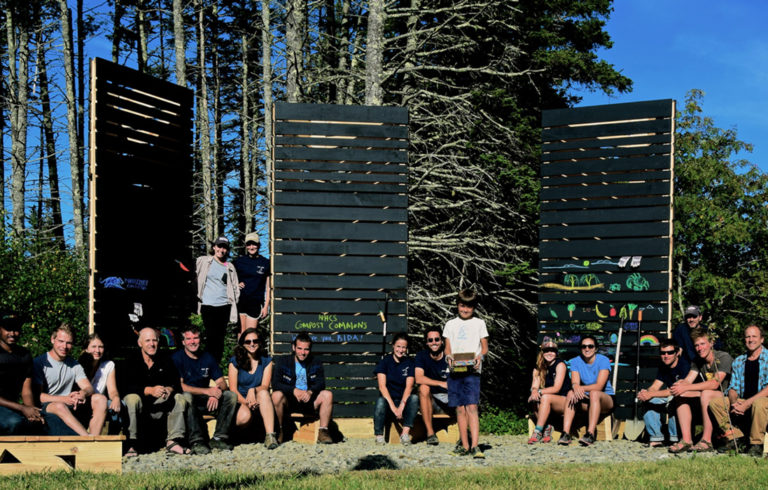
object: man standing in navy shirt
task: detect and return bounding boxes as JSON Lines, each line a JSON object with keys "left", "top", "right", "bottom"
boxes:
{"left": 172, "top": 325, "right": 237, "bottom": 454}
{"left": 415, "top": 328, "right": 452, "bottom": 445}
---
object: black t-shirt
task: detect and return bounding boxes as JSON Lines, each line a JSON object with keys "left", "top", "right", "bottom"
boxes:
{"left": 743, "top": 358, "right": 760, "bottom": 399}
{"left": 655, "top": 357, "right": 691, "bottom": 389}
{"left": 545, "top": 359, "right": 572, "bottom": 396}
{"left": 414, "top": 350, "right": 449, "bottom": 394}
{"left": 233, "top": 255, "right": 270, "bottom": 308}
{"left": 373, "top": 355, "right": 414, "bottom": 404}
{"left": 0, "top": 344, "right": 33, "bottom": 401}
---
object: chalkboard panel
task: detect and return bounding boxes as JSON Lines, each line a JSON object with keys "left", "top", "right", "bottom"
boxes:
{"left": 272, "top": 102, "right": 408, "bottom": 417}
{"left": 539, "top": 99, "right": 674, "bottom": 423}
{"left": 89, "top": 58, "right": 194, "bottom": 350}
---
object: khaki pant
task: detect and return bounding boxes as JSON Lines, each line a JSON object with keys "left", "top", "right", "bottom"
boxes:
{"left": 124, "top": 393, "right": 188, "bottom": 442}
{"left": 709, "top": 396, "right": 768, "bottom": 445}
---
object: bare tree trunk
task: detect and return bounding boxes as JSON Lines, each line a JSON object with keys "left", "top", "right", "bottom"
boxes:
{"left": 196, "top": 0, "right": 214, "bottom": 245}
{"left": 241, "top": 30, "right": 252, "bottom": 234}
{"left": 401, "top": 0, "right": 420, "bottom": 105}
{"left": 112, "top": 0, "right": 123, "bottom": 62}
{"left": 336, "top": 0, "right": 350, "bottom": 105}
{"left": 0, "top": 34, "right": 5, "bottom": 234}
{"left": 364, "top": 0, "right": 384, "bottom": 105}
{"left": 6, "top": 8, "right": 30, "bottom": 237}
{"left": 137, "top": 0, "right": 148, "bottom": 72}
{"left": 59, "top": 0, "right": 85, "bottom": 252}
{"left": 285, "top": 0, "right": 305, "bottom": 102}
{"left": 36, "top": 31, "right": 65, "bottom": 248}
{"left": 173, "top": 0, "right": 186, "bottom": 86}
{"left": 261, "top": 0, "right": 273, "bottom": 204}
{"left": 211, "top": 2, "right": 222, "bottom": 238}
{"left": 76, "top": 0, "right": 85, "bottom": 229}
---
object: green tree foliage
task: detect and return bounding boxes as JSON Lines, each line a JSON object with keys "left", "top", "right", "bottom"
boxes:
{"left": 674, "top": 89, "right": 768, "bottom": 354}
{"left": 0, "top": 239, "right": 88, "bottom": 357}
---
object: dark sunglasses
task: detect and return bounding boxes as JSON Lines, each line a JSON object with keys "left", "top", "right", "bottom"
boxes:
{"left": 427, "top": 337, "right": 441, "bottom": 343}
{"left": 580, "top": 344, "right": 596, "bottom": 350}
{"left": 243, "top": 339, "right": 259, "bottom": 345}
{"left": 660, "top": 349, "right": 676, "bottom": 355}
{"left": 542, "top": 347, "right": 557, "bottom": 353}
{"left": 245, "top": 241, "right": 259, "bottom": 246}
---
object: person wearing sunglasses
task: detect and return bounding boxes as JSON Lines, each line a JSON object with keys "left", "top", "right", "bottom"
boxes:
{"left": 560, "top": 334, "right": 614, "bottom": 446}
{"left": 527, "top": 338, "right": 571, "bottom": 444}
{"left": 636, "top": 339, "right": 688, "bottom": 447}
{"left": 415, "top": 328, "right": 453, "bottom": 445}
{"left": 227, "top": 328, "right": 278, "bottom": 449}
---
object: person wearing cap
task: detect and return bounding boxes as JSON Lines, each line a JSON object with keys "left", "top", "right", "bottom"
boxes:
{"left": 673, "top": 305, "right": 707, "bottom": 364}
{"left": 233, "top": 232, "right": 271, "bottom": 334}
{"left": 196, "top": 235, "right": 240, "bottom": 363}
{"left": 0, "top": 311, "right": 46, "bottom": 434}
{"left": 527, "top": 338, "right": 571, "bottom": 444}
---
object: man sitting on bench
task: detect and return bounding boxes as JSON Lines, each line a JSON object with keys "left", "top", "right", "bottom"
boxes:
{"left": 33, "top": 323, "right": 101, "bottom": 436}
{"left": 172, "top": 325, "right": 237, "bottom": 454}
{"left": 271, "top": 333, "right": 334, "bottom": 444}
{"left": 0, "top": 310, "right": 46, "bottom": 435}
{"left": 415, "top": 328, "right": 453, "bottom": 445}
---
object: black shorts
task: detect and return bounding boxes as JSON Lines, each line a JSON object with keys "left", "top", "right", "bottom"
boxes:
{"left": 238, "top": 301, "right": 263, "bottom": 319}
{"left": 283, "top": 391, "right": 320, "bottom": 415}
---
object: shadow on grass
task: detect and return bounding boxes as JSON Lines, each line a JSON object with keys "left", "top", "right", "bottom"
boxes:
{"left": 351, "top": 454, "right": 399, "bottom": 471}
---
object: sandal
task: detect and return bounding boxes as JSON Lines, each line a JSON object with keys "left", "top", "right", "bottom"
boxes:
{"left": 646, "top": 441, "right": 664, "bottom": 448}
{"left": 165, "top": 440, "right": 191, "bottom": 455}
{"left": 692, "top": 440, "right": 714, "bottom": 453}
{"left": 124, "top": 447, "right": 139, "bottom": 458}
{"left": 668, "top": 441, "right": 692, "bottom": 454}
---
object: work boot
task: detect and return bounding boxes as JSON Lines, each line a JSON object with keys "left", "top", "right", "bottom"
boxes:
{"left": 264, "top": 432, "right": 279, "bottom": 450}
{"left": 317, "top": 427, "right": 333, "bottom": 444}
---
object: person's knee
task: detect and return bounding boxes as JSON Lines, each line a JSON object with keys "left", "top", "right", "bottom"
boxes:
{"left": 256, "top": 389, "right": 271, "bottom": 404}
{"left": 419, "top": 384, "right": 432, "bottom": 398}
{"left": 272, "top": 391, "right": 284, "bottom": 405}
{"left": 222, "top": 391, "right": 237, "bottom": 405}
{"left": 173, "top": 393, "right": 188, "bottom": 409}
{"left": 319, "top": 389, "right": 333, "bottom": 404}
{"left": 124, "top": 393, "right": 142, "bottom": 410}
{"left": 44, "top": 402, "right": 68, "bottom": 416}
{"left": 91, "top": 393, "right": 107, "bottom": 410}
{"left": 456, "top": 406, "right": 466, "bottom": 417}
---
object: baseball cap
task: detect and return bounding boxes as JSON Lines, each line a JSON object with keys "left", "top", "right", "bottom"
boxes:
{"left": 684, "top": 305, "right": 701, "bottom": 317}
{"left": 213, "top": 236, "right": 230, "bottom": 248}
{"left": 245, "top": 232, "right": 260, "bottom": 245}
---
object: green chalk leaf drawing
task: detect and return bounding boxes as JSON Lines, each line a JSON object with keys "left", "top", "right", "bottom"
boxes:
{"left": 549, "top": 308, "right": 558, "bottom": 319}
{"left": 609, "top": 283, "right": 622, "bottom": 291}
{"left": 626, "top": 273, "right": 650, "bottom": 291}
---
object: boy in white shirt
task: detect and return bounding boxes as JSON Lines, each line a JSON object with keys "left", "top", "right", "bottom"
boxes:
{"left": 443, "top": 289, "right": 489, "bottom": 458}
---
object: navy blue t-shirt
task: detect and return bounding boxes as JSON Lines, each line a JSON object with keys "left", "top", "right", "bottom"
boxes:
{"left": 374, "top": 355, "right": 414, "bottom": 404}
{"left": 414, "top": 350, "right": 448, "bottom": 394}
{"left": 172, "top": 350, "right": 223, "bottom": 388}
{"left": 233, "top": 255, "right": 270, "bottom": 308}
{"left": 655, "top": 357, "right": 691, "bottom": 389}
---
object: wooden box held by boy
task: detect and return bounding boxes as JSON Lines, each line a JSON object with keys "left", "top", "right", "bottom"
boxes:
{"left": 451, "top": 353, "right": 476, "bottom": 373}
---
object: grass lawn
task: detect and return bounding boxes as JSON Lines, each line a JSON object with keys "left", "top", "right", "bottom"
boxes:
{"left": 0, "top": 456, "right": 765, "bottom": 489}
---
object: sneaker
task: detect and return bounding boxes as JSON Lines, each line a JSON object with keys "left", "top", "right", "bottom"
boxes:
{"left": 264, "top": 433, "right": 279, "bottom": 450}
{"left": 317, "top": 428, "right": 333, "bottom": 444}
{"left": 191, "top": 442, "right": 211, "bottom": 455}
{"left": 542, "top": 424, "right": 553, "bottom": 443}
{"left": 579, "top": 432, "right": 596, "bottom": 447}
{"left": 470, "top": 446, "right": 485, "bottom": 459}
{"left": 400, "top": 433, "right": 412, "bottom": 446}
{"left": 527, "top": 430, "right": 543, "bottom": 445}
{"left": 375, "top": 434, "right": 386, "bottom": 445}
{"left": 452, "top": 445, "right": 469, "bottom": 456}
{"left": 210, "top": 438, "right": 233, "bottom": 451}
{"left": 558, "top": 433, "right": 572, "bottom": 446}
{"left": 426, "top": 434, "right": 439, "bottom": 446}
{"left": 748, "top": 444, "right": 764, "bottom": 457}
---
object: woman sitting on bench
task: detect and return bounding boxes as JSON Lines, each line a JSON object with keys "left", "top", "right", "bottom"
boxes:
{"left": 373, "top": 332, "right": 419, "bottom": 445}
{"left": 78, "top": 334, "right": 122, "bottom": 434}
{"left": 527, "top": 337, "right": 571, "bottom": 444}
{"left": 228, "top": 328, "right": 278, "bottom": 449}
{"left": 560, "top": 334, "right": 614, "bottom": 446}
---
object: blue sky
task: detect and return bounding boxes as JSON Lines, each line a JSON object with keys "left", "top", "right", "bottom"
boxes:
{"left": 574, "top": 0, "right": 768, "bottom": 171}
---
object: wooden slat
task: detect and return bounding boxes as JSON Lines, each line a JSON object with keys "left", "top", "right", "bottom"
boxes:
{"left": 542, "top": 99, "right": 673, "bottom": 127}
{"left": 275, "top": 122, "right": 408, "bottom": 139}
{"left": 273, "top": 274, "right": 407, "bottom": 290}
{"left": 539, "top": 291, "right": 669, "bottom": 302}
{"left": 274, "top": 190, "right": 407, "bottom": 208}
{"left": 539, "top": 238, "right": 671, "bottom": 258}
{"left": 541, "top": 197, "right": 671, "bottom": 211}
{"left": 275, "top": 160, "right": 407, "bottom": 173}
{"left": 275, "top": 147, "right": 407, "bottom": 163}
{"left": 275, "top": 170, "right": 407, "bottom": 184}
{"left": 542, "top": 144, "right": 671, "bottom": 162}
{"left": 275, "top": 181, "right": 405, "bottom": 194}
{"left": 274, "top": 222, "right": 407, "bottom": 241}
{"left": 96, "top": 105, "right": 187, "bottom": 141}
{"left": 274, "top": 206, "right": 406, "bottom": 222}
{"left": 538, "top": 321, "right": 668, "bottom": 333}
{"left": 276, "top": 136, "right": 408, "bottom": 149}
{"left": 272, "top": 315, "right": 407, "bottom": 333}
{"left": 542, "top": 133, "right": 670, "bottom": 152}
{"left": 96, "top": 57, "right": 192, "bottom": 105}
{"left": 274, "top": 255, "right": 407, "bottom": 274}
{"left": 275, "top": 101, "right": 408, "bottom": 124}
{"left": 540, "top": 181, "right": 670, "bottom": 201}
{"left": 274, "top": 299, "right": 407, "bottom": 314}
{"left": 333, "top": 404, "right": 375, "bottom": 418}
{"left": 275, "top": 289, "right": 407, "bottom": 300}
{"left": 540, "top": 222, "right": 670, "bottom": 239}
{"left": 543, "top": 119, "right": 672, "bottom": 142}
{"left": 332, "top": 390, "right": 379, "bottom": 403}
{"left": 542, "top": 170, "right": 670, "bottom": 187}
{"left": 540, "top": 257, "right": 670, "bottom": 272}
{"left": 540, "top": 206, "right": 670, "bottom": 225}
{"left": 541, "top": 155, "right": 669, "bottom": 176}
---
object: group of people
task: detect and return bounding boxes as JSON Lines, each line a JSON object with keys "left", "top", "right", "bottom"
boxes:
{"left": 0, "top": 312, "right": 335, "bottom": 455}
{"left": 528, "top": 305, "right": 768, "bottom": 457}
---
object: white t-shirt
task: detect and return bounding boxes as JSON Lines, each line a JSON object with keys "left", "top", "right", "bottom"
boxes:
{"left": 443, "top": 316, "right": 489, "bottom": 359}
{"left": 90, "top": 360, "right": 115, "bottom": 395}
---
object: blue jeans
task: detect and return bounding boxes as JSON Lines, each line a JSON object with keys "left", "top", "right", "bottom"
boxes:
{"left": 643, "top": 397, "right": 678, "bottom": 442}
{"left": 373, "top": 395, "right": 419, "bottom": 436}
{"left": 0, "top": 406, "right": 39, "bottom": 435}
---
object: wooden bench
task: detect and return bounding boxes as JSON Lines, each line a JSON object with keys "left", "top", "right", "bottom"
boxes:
{"left": 287, "top": 412, "right": 320, "bottom": 444}
{"left": 388, "top": 413, "right": 459, "bottom": 444}
{"left": 527, "top": 413, "right": 615, "bottom": 442}
{"left": 0, "top": 435, "right": 124, "bottom": 475}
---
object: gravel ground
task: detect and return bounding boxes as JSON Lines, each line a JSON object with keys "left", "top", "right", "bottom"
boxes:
{"left": 123, "top": 435, "right": 721, "bottom": 474}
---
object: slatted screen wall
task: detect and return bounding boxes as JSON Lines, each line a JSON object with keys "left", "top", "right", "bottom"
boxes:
{"left": 89, "top": 58, "right": 194, "bottom": 349}
{"left": 271, "top": 102, "right": 409, "bottom": 418}
{"left": 539, "top": 99, "right": 675, "bottom": 420}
